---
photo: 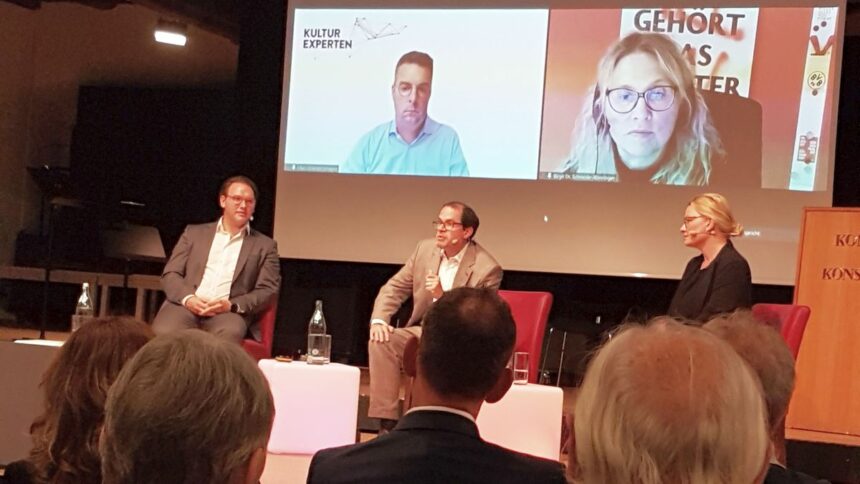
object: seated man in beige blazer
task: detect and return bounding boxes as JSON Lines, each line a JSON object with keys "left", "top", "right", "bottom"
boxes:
{"left": 368, "top": 201, "right": 502, "bottom": 432}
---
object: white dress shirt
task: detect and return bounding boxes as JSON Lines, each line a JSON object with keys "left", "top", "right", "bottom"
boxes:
{"left": 405, "top": 405, "right": 476, "bottom": 424}
{"left": 437, "top": 242, "right": 469, "bottom": 292}
{"left": 183, "top": 218, "right": 248, "bottom": 305}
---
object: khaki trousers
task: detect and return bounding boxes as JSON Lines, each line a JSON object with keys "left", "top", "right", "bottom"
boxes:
{"left": 367, "top": 325, "right": 423, "bottom": 420}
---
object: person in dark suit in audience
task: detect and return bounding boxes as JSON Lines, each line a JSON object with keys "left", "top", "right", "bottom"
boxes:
{"left": 2, "top": 317, "right": 152, "bottom": 484}
{"left": 309, "top": 287, "right": 566, "bottom": 484}
{"left": 367, "top": 201, "right": 502, "bottom": 432}
{"left": 705, "top": 311, "right": 830, "bottom": 484}
{"left": 100, "top": 330, "right": 274, "bottom": 484}
{"left": 668, "top": 192, "right": 751, "bottom": 322}
{"left": 569, "top": 317, "right": 770, "bottom": 484}
{"left": 152, "top": 175, "right": 281, "bottom": 343}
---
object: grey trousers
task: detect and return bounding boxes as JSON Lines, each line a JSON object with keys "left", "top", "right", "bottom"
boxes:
{"left": 151, "top": 301, "right": 247, "bottom": 344}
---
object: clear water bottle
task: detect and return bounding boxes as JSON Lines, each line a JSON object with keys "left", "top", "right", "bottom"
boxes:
{"left": 71, "top": 282, "right": 94, "bottom": 332}
{"left": 307, "top": 299, "right": 329, "bottom": 364}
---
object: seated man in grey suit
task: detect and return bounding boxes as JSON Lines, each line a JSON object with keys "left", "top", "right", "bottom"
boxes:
{"left": 309, "top": 288, "right": 566, "bottom": 484}
{"left": 152, "top": 175, "right": 281, "bottom": 343}
{"left": 367, "top": 201, "right": 502, "bottom": 431}
{"left": 100, "top": 330, "right": 274, "bottom": 484}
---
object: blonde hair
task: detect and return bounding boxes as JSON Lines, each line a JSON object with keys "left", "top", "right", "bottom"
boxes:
{"left": 571, "top": 318, "right": 768, "bottom": 484}
{"left": 562, "top": 32, "right": 723, "bottom": 185}
{"left": 689, "top": 192, "right": 744, "bottom": 236}
{"left": 704, "top": 310, "right": 796, "bottom": 431}
{"left": 100, "top": 330, "right": 274, "bottom": 484}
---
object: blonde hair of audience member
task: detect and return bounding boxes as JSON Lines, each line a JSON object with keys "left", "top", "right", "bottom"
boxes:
{"left": 688, "top": 192, "right": 744, "bottom": 238}
{"left": 562, "top": 32, "right": 722, "bottom": 185}
{"left": 100, "top": 330, "right": 274, "bottom": 484}
{"left": 26, "top": 317, "right": 153, "bottom": 484}
{"left": 704, "top": 310, "right": 795, "bottom": 433}
{"left": 570, "top": 318, "right": 769, "bottom": 484}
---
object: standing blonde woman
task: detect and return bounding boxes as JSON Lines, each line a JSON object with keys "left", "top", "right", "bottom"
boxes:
{"left": 668, "top": 193, "right": 751, "bottom": 321}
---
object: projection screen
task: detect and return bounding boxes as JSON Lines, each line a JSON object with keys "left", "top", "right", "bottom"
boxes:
{"left": 274, "top": 0, "right": 845, "bottom": 285}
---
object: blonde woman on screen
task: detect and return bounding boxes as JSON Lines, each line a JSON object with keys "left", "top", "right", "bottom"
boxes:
{"left": 560, "top": 32, "right": 723, "bottom": 185}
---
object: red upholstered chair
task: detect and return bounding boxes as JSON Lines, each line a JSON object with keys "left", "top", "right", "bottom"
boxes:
{"left": 751, "top": 303, "right": 811, "bottom": 359}
{"left": 242, "top": 300, "right": 278, "bottom": 361}
{"left": 498, "top": 290, "right": 553, "bottom": 384}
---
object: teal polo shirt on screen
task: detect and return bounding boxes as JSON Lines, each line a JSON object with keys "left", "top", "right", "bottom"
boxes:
{"left": 340, "top": 117, "right": 469, "bottom": 176}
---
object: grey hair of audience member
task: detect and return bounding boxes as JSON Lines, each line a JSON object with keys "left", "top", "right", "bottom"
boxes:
{"left": 571, "top": 318, "right": 769, "bottom": 484}
{"left": 100, "top": 330, "right": 274, "bottom": 484}
{"left": 704, "top": 310, "right": 795, "bottom": 431}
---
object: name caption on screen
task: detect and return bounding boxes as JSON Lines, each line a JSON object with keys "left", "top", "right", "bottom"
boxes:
{"left": 303, "top": 28, "right": 352, "bottom": 49}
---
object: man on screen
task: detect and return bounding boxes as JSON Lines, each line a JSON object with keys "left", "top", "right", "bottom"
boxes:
{"left": 341, "top": 51, "right": 470, "bottom": 176}
{"left": 366, "top": 201, "right": 502, "bottom": 432}
{"left": 152, "top": 175, "right": 281, "bottom": 344}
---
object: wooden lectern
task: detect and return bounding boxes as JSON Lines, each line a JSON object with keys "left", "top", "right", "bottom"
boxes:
{"left": 787, "top": 207, "right": 860, "bottom": 446}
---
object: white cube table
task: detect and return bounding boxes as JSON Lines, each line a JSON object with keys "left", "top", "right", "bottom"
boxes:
{"left": 476, "top": 383, "right": 563, "bottom": 461}
{"left": 258, "top": 359, "right": 360, "bottom": 454}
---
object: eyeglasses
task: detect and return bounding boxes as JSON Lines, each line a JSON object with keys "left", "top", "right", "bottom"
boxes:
{"left": 606, "top": 86, "right": 676, "bottom": 114}
{"left": 227, "top": 195, "right": 255, "bottom": 207}
{"left": 683, "top": 215, "right": 707, "bottom": 227}
{"left": 432, "top": 220, "right": 463, "bottom": 231}
{"left": 396, "top": 82, "right": 431, "bottom": 98}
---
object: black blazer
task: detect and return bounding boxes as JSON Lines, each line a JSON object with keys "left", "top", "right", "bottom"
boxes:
{"left": 668, "top": 241, "right": 752, "bottom": 322}
{"left": 307, "top": 410, "right": 566, "bottom": 484}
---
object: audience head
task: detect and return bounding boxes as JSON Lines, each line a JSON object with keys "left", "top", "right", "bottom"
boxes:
{"left": 704, "top": 310, "right": 795, "bottom": 432}
{"left": 29, "top": 317, "right": 153, "bottom": 484}
{"left": 100, "top": 330, "right": 274, "bottom": 484}
{"left": 571, "top": 318, "right": 769, "bottom": 484}
{"left": 410, "top": 287, "right": 515, "bottom": 404}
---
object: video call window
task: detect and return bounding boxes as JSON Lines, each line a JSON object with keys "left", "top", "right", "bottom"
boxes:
{"left": 281, "top": 6, "right": 839, "bottom": 192}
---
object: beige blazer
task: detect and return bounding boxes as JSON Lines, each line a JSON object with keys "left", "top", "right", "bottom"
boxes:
{"left": 370, "top": 239, "right": 502, "bottom": 327}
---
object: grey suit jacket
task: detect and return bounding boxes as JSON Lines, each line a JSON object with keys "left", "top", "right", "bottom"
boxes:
{"left": 161, "top": 222, "right": 281, "bottom": 324}
{"left": 370, "top": 239, "right": 502, "bottom": 327}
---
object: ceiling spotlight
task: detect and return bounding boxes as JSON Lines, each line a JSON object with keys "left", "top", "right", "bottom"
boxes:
{"left": 154, "top": 19, "right": 187, "bottom": 46}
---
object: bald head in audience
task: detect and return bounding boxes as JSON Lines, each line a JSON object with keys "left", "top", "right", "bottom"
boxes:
{"left": 571, "top": 318, "right": 770, "bottom": 484}
{"left": 100, "top": 330, "right": 274, "bottom": 484}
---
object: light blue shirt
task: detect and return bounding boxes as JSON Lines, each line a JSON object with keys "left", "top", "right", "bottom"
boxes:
{"left": 341, "top": 117, "right": 469, "bottom": 176}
